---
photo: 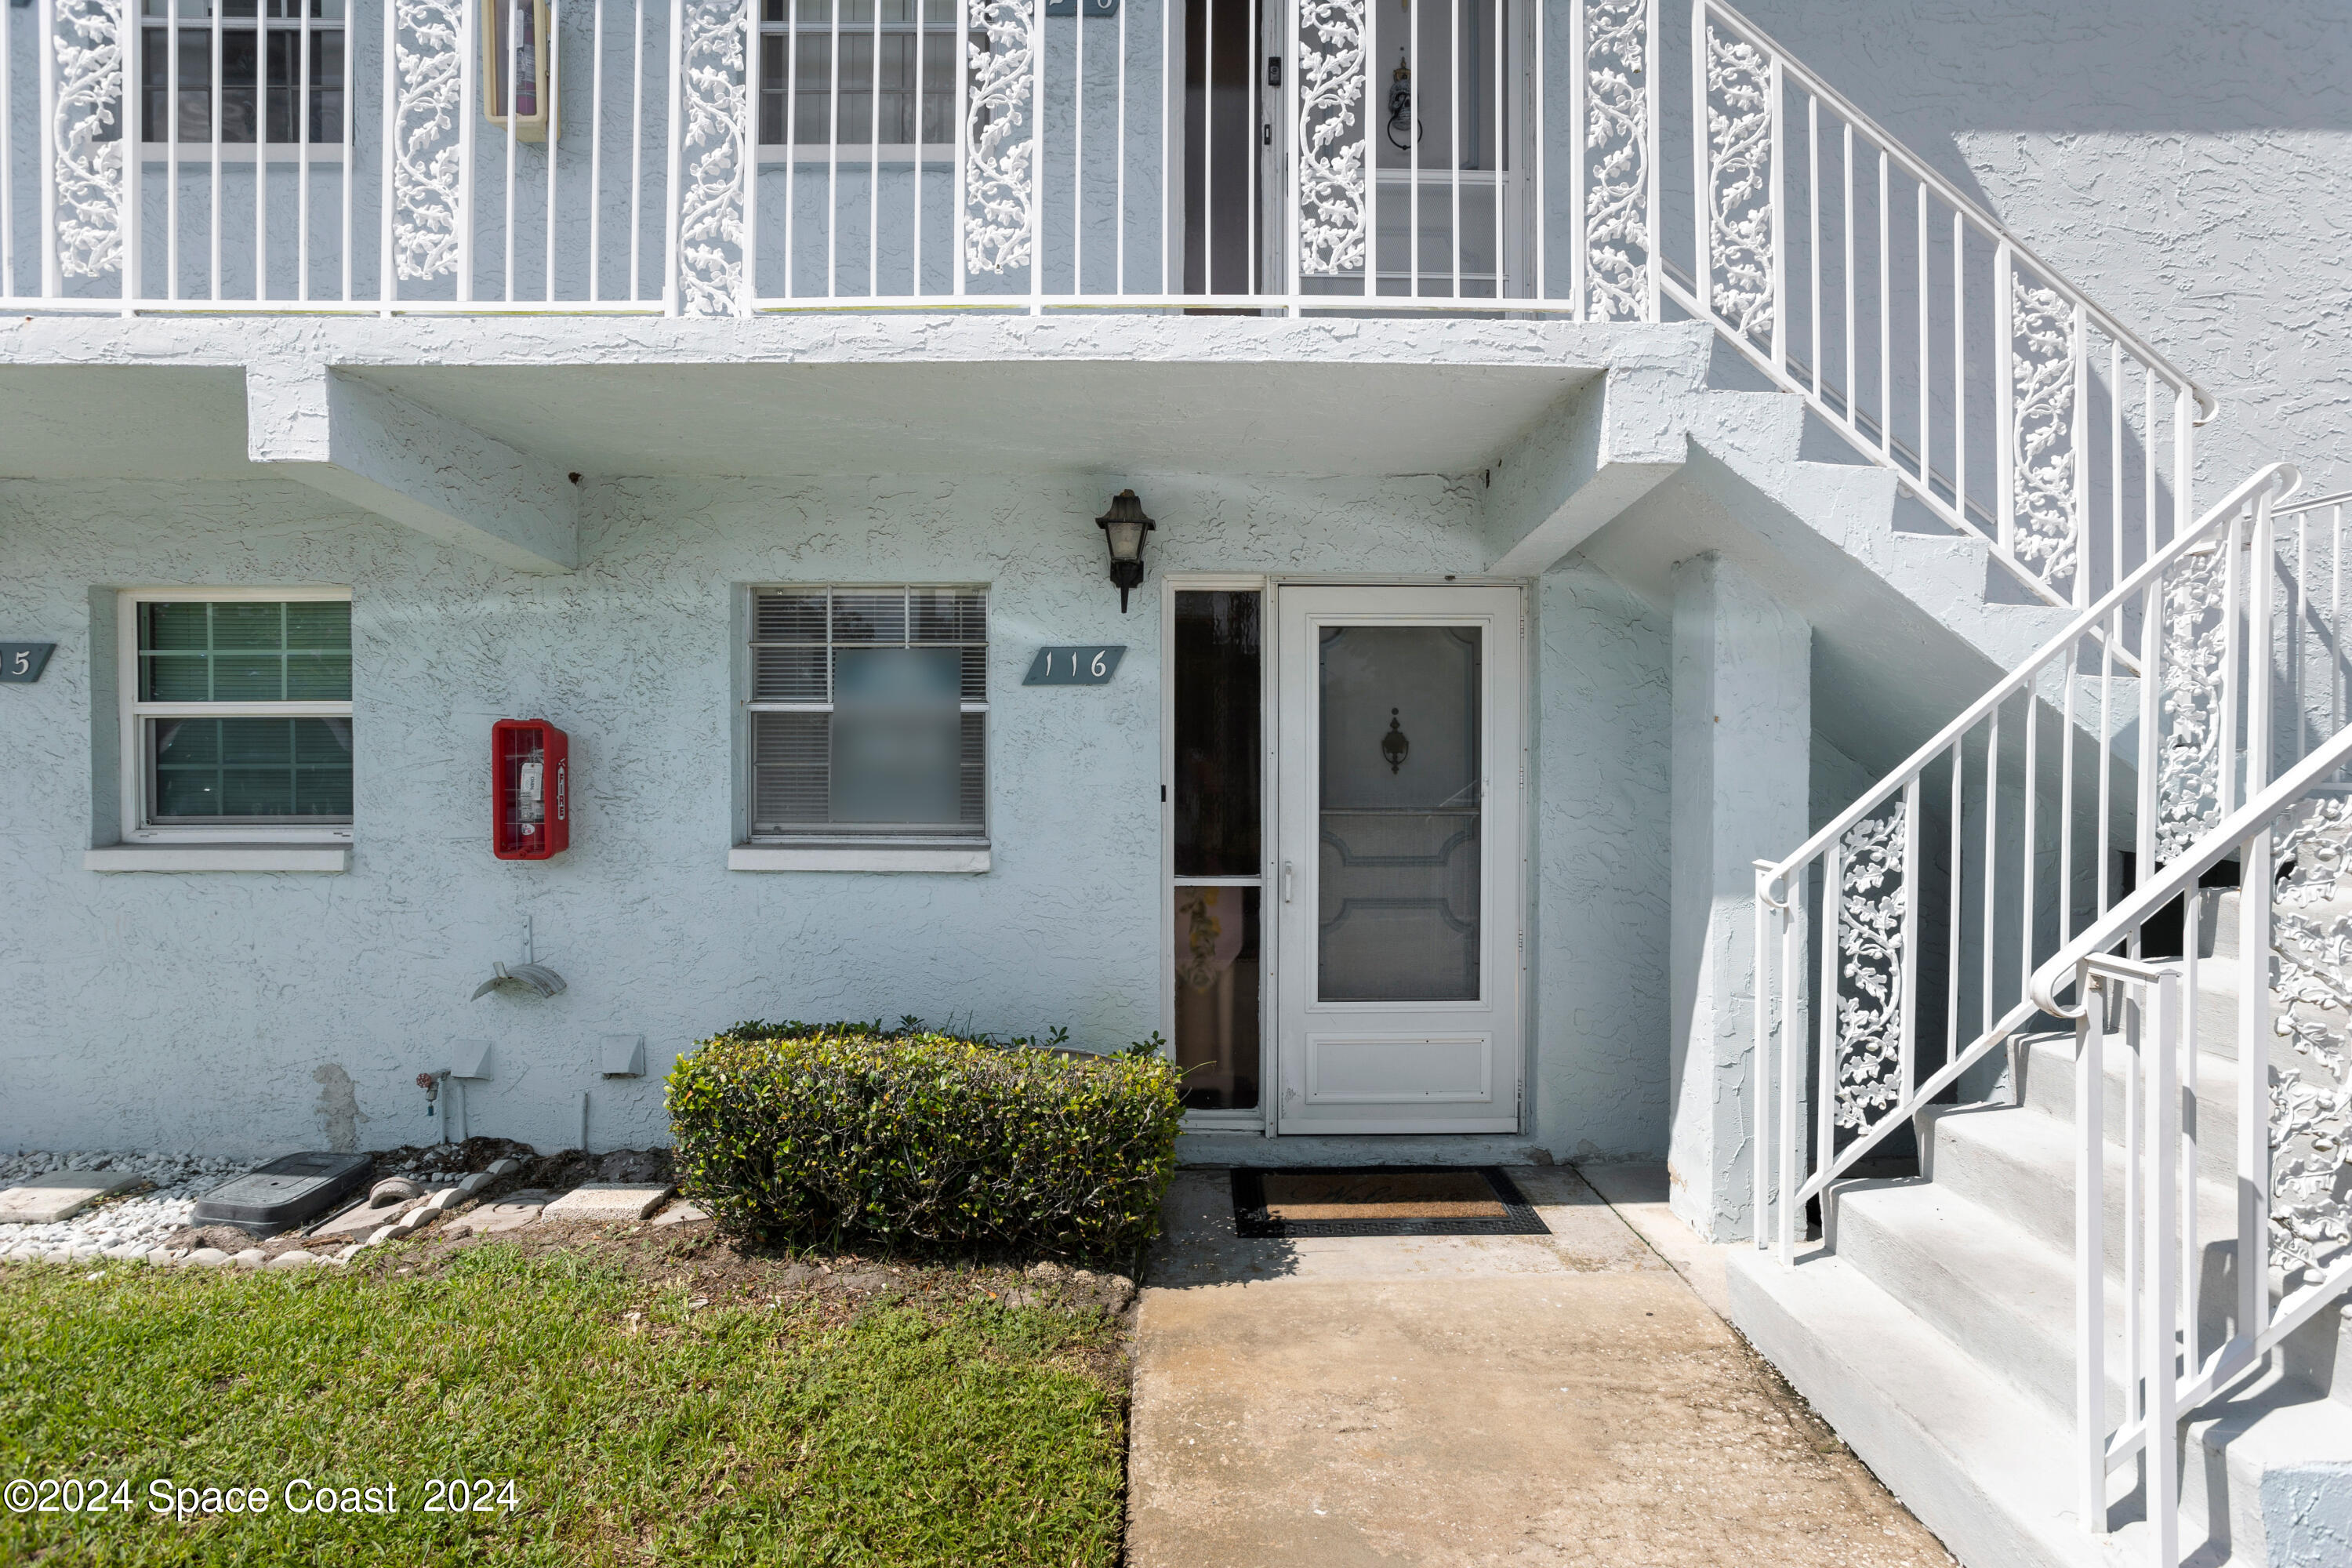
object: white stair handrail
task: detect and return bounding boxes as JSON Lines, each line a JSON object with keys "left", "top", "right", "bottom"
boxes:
{"left": 1690, "top": 0, "right": 2214, "bottom": 426}
{"left": 1681, "top": 0, "right": 2217, "bottom": 613}
{"left": 2031, "top": 720, "right": 2352, "bottom": 1567}
{"left": 1751, "top": 460, "right": 2306, "bottom": 1265}
{"left": 2030, "top": 723, "right": 2352, "bottom": 1018}
{"left": 1762, "top": 463, "right": 2297, "bottom": 898}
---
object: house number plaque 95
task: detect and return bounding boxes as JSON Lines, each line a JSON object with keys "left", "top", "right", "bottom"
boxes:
{"left": 1022, "top": 645, "right": 1126, "bottom": 686}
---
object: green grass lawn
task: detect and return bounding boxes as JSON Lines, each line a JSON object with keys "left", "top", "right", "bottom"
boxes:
{"left": 0, "top": 1243, "right": 1127, "bottom": 1566}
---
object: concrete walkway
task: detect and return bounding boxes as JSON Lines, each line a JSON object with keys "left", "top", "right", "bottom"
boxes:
{"left": 1127, "top": 1163, "right": 1953, "bottom": 1568}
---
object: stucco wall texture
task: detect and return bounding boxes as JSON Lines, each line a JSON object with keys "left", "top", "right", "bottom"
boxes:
{"left": 0, "top": 467, "right": 1679, "bottom": 1161}
{"left": 1534, "top": 564, "right": 1672, "bottom": 1164}
{"left": 1736, "top": 0, "right": 2352, "bottom": 500}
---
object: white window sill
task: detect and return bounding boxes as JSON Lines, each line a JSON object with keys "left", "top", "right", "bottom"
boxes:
{"left": 729, "top": 842, "right": 990, "bottom": 874}
{"left": 85, "top": 844, "right": 351, "bottom": 873}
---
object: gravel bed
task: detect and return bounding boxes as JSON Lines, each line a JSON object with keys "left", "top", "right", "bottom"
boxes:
{"left": 0, "top": 1150, "right": 249, "bottom": 1256}
{"left": 1, "top": 1143, "right": 675, "bottom": 1267}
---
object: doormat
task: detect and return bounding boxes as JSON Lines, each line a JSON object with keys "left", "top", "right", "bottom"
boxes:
{"left": 1229, "top": 1166, "right": 1550, "bottom": 1239}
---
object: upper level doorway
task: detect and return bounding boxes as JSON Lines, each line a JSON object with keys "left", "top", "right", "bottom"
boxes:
{"left": 1187, "top": 0, "right": 1537, "bottom": 302}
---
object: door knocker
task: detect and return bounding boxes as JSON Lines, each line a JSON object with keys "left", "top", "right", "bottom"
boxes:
{"left": 1387, "top": 53, "right": 1421, "bottom": 150}
{"left": 1381, "top": 708, "right": 1411, "bottom": 773}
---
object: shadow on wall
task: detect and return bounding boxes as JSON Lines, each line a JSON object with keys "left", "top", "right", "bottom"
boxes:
{"left": 1725, "top": 0, "right": 2352, "bottom": 205}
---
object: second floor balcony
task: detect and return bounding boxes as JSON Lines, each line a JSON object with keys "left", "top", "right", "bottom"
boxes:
{"left": 13, "top": 0, "right": 1659, "bottom": 316}
{"left": 2, "top": 0, "right": 2215, "bottom": 616}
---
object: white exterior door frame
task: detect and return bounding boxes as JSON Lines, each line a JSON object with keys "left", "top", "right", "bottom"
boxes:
{"left": 1270, "top": 583, "right": 1526, "bottom": 1134}
{"left": 1160, "top": 572, "right": 1281, "bottom": 1135}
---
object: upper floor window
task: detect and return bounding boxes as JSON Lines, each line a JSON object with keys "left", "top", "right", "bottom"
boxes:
{"left": 757, "top": 0, "right": 964, "bottom": 150}
{"left": 746, "top": 586, "right": 986, "bottom": 841}
{"left": 140, "top": 0, "right": 347, "bottom": 147}
{"left": 122, "top": 590, "right": 353, "bottom": 839}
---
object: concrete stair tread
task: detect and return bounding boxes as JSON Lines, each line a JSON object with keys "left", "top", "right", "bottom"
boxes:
{"left": 1924, "top": 1099, "right": 2242, "bottom": 1276}
{"left": 1733, "top": 1246, "right": 2352, "bottom": 1567}
{"left": 1831, "top": 1174, "right": 2106, "bottom": 1423}
{"left": 2019, "top": 1035, "right": 2251, "bottom": 1168}
{"left": 1729, "top": 1246, "right": 2132, "bottom": 1568}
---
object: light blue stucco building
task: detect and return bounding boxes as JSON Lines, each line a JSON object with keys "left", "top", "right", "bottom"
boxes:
{"left": 3, "top": 2, "right": 2350, "bottom": 1559}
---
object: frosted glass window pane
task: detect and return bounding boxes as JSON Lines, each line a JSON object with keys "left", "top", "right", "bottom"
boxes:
{"left": 1316, "top": 625, "right": 1482, "bottom": 1002}
{"left": 829, "top": 647, "right": 960, "bottom": 824}
{"left": 747, "top": 587, "right": 984, "bottom": 838}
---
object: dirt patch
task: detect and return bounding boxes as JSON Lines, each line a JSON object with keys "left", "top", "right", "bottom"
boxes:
{"left": 354, "top": 1213, "right": 1138, "bottom": 1392}
{"left": 371, "top": 1136, "right": 541, "bottom": 1178}
{"left": 382, "top": 1213, "right": 1134, "bottom": 1308}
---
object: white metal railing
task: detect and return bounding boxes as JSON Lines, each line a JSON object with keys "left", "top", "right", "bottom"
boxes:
{"left": 0, "top": 0, "right": 1664, "bottom": 315}
{"left": 1667, "top": 0, "right": 2213, "bottom": 612}
{"left": 1750, "top": 462, "right": 2327, "bottom": 1259}
{"left": 2029, "top": 724, "right": 2352, "bottom": 1566}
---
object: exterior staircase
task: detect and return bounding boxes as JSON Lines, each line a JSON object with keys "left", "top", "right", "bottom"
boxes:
{"left": 1734, "top": 935, "right": 2352, "bottom": 1568}
{"left": 1728, "top": 452, "right": 2352, "bottom": 1564}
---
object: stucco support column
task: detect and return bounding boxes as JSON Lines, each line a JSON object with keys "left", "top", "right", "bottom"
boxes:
{"left": 1483, "top": 362, "right": 1687, "bottom": 576}
{"left": 245, "top": 361, "right": 579, "bottom": 575}
{"left": 1668, "top": 553, "right": 1809, "bottom": 1243}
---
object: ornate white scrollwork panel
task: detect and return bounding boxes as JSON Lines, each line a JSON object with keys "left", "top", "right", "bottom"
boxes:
{"left": 2009, "top": 275, "right": 2079, "bottom": 592}
{"left": 2270, "top": 797, "right": 2352, "bottom": 1281}
{"left": 1834, "top": 801, "right": 1907, "bottom": 1132}
{"left": 1295, "top": 0, "right": 1368, "bottom": 278}
{"left": 2155, "top": 543, "right": 2230, "bottom": 862}
{"left": 964, "top": 0, "right": 1037, "bottom": 278}
{"left": 51, "top": 0, "right": 125, "bottom": 281}
{"left": 390, "top": 0, "right": 465, "bottom": 285}
{"left": 1581, "top": 0, "right": 1650, "bottom": 320}
{"left": 675, "top": 0, "right": 748, "bottom": 314}
{"left": 1701, "top": 21, "right": 1773, "bottom": 348}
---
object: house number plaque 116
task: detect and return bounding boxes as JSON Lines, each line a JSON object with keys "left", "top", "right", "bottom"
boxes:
{"left": 1023, "top": 645, "right": 1126, "bottom": 686}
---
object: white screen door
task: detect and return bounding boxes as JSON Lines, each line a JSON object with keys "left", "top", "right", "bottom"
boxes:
{"left": 1272, "top": 585, "right": 1523, "bottom": 1133}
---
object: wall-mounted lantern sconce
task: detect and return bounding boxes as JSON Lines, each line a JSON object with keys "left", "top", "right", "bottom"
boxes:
{"left": 483, "top": 0, "right": 557, "bottom": 142}
{"left": 1097, "top": 489, "right": 1156, "bottom": 613}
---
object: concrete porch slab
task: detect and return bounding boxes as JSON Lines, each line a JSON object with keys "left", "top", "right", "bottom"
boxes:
{"left": 1574, "top": 1160, "right": 1739, "bottom": 1321}
{"left": 1128, "top": 1166, "right": 1954, "bottom": 1568}
{"left": 0, "top": 1171, "right": 145, "bottom": 1225}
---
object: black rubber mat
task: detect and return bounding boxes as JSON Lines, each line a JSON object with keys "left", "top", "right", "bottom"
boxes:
{"left": 1229, "top": 1165, "right": 1552, "bottom": 1239}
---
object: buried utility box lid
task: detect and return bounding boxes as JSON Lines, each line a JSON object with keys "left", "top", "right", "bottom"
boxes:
{"left": 191, "top": 1151, "right": 373, "bottom": 1237}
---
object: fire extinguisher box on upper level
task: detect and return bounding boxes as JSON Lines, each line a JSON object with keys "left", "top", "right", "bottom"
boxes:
{"left": 492, "top": 720, "right": 569, "bottom": 860}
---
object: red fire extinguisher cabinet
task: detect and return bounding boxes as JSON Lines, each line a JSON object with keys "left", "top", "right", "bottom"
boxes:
{"left": 492, "top": 719, "right": 570, "bottom": 859}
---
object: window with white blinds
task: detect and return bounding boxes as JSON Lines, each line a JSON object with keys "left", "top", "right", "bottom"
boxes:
{"left": 747, "top": 586, "right": 987, "bottom": 840}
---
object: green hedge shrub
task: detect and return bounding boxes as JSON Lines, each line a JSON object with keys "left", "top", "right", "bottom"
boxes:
{"left": 666, "top": 1020, "right": 1185, "bottom": 1262}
